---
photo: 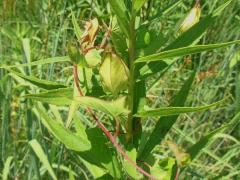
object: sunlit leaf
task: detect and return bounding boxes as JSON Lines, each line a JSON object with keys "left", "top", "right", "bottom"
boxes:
{"left": 136, "top": 99, "right": 225, "bottom": 118}
{"left": 29, "top": 139, "right": 57, "bottom": 180}
{"left": 135, "top": 40, "right": 240, "bottom": 64}
{"left": 9, "top": 70, "right": 67, "bottom": 90}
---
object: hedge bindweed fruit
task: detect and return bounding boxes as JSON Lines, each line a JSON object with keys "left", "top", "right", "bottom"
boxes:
{"left": 68, "top": 44, "right": 86, "bottom": 66}
{"left": 99, "top": 52, "right": 129, "bottom": 96}
{"left": 179, "top": 2, "right": 201, "bottom": 34}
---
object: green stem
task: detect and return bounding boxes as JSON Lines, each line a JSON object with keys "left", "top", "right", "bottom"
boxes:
{"left": 127, "top": 3, "right": 136, "bottom": 142}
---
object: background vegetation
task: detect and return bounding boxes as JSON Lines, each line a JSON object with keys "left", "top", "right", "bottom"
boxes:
{"left": 0, "top": 0, "right": 240, "bottom": 179}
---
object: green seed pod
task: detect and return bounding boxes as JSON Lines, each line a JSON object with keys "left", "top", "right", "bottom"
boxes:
{"left": 99, "top": 53, "right": 129, "bottom": 95}
{"left": 179, "top": 3, "right": 201, "bottom": 34}
{"left": 68, "top": 44, "right": 86, "bottom": 66}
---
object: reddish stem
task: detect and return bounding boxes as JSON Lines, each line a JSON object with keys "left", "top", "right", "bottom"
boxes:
{"left": 174, "top": 168, "right": 180, "bottom": 180}
{"left": 73, "top": 65, "right": 156, "bottom": 179}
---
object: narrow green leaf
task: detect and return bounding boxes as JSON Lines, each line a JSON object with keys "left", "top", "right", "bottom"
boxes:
{"left": 137, "top": 15, "right": 215, "bottom": 79}
{"left": 35, "top": 104, "right": 91, "bottom": 152}
{"left": 0, "top": 56, "right": 70, "bottom": 69}
{"left": 9, "top": 70, "right": 67, "bottom": 90}
{"left": 22, "top": 38, "right": 31, "bottom": 64}
{"left": 24, "top": 88, "right": 73, "bottom": 106}
{"left": 135, "top": 40, "right": 240, "bottom": 63}
{"left": 138, "top": 70, "right": 196, "bottom": 160}
{"left": 25, "top": 90, "right": 129, "bottom": 117}
{"left": 71, "top": 11, "right": 82, "bottom": 42}
{"left": 2, "top": 156, "right": 13, "bottom": 180}
{"left": 66, "top": 101, "right": 78, "bottom": 128}
{"left": 107, "top": 0, "right": 129, "bottom": 37}
{"left": 136, "top": 99, "right": 226, "bottom": 118}
{"left": 29, "top": 139, "right": 57, "bottom": 180}
{"left": 213, "top": 0, "right": 233, "bottom": 16}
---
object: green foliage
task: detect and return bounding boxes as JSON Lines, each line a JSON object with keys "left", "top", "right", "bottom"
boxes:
{"left": 1, "top": 0, "right": 240, "bottom": 179}
{"left": 29, "top": 140, "right": 57, "bottom": 180}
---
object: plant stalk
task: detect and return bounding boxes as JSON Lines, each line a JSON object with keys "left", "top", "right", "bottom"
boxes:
{"left": 73, "top": 64, "right": 156, "bottom": 179}
{"left": 126, "top": 3, "right": 136, "bottom": 142}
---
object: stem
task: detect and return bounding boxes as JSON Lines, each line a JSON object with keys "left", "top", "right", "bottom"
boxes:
{"left": 126, "top": 3, "right": 136, "bottom": 142}
{"left": 174, "top": 168, "right": 180, "bottom": 180}
{"left": 73, "top": 64, "right": 156, "bottom": 179}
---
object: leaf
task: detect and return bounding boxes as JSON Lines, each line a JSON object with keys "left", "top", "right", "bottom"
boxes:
{"left": 2, "top": 156, "right": 13, "bottom": 180}
{"left": 135, "top": 40, "right": 240, "bottom": 63}
{"left": 79, "top": 128, "right": 121, "bottom": 178}
{"left": 136, "top": 24, "right": 167, "bottom": 57}
{"left": 0, "top": 56, "right": 70, "bottom": 69}
{"left": 71, "top": 11, "right": 82, "bottom": 42}
{"left": 137, "top": 15, "right": 215, "bottom": 79}
{"left": 22, "top": 38, "right": 31, "bottom": 63}
{"left": 229, "top": 50, "right": 240, "bottom": 68}
{"left": 66, "top": 101, "right": 78, "bottom": 128}
{"left": 35, "top": 104, "right": 91, "bottom": 152}
{"left": 136, "top": 99, "right": 226, "bottom": 118}
{"left": 78, "top": 157, "right": 107, "bottom": 179}
{"left": 150, "top": 157, "right": 176, "bottom": 180}
{"left": 123, "top": 148, "right": 139, "bottom": 179}
{"left": 73, "top": 96, "right": 129, "bottom": 117}
{"left": 107, "top": 0, "right": 129, "bottom": 37}
{"left": 29, "top": 139, "right": 57, "bottom": 180}
{"left": 9, "top": 70, "right": 67, "bottom": 90}
{"left": 138, "top": 70, "right": 196, "bottom": 160}
{"left": 24, "top": 88, "right": 73, "bottom": 106}
{"left": 213, "top": 0, "right": 233, "bottom": 16}
{"left": 111, "top": 29, "right": 128, "bottom": 59}
{"left": 134, "top": 0, "right": 149, "bottom": 12}
{"left": 25, "top": 89, "right": 129, "bottom": 117}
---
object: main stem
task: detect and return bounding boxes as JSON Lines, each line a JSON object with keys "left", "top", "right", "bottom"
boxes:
{"left": 127, "top": 6, "right": 136, "bottom": 142}
{"left": 73, "top": 65, "right": 156, "bottom": 179}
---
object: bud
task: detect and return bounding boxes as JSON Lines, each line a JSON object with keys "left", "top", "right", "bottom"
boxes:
{"left": 67, "top": 44, "right": 86, "bottom": 66}
{"left": 179, "top": 2, "right": 201, "bottom": 33}
{"left": 99, "top": 53, "right": 129, "bottom": 95}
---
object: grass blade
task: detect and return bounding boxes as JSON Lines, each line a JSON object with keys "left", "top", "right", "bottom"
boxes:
{"left": 29, "top": 139, "right": 57, "bottom": 180}
{"left": 0, "top": 56, "right": 70, "bottom": 69}
{"left": 2, "top": 156, "right": 13, "bottom": 180}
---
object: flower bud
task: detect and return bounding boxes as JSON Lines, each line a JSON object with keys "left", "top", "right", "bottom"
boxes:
{"left": 179, "top": 2, "right": 201, "bottom": 33}
{"left": 68, "top": 44, "right": 86, "bottom": 66}
{"left": 99, "top": 53, "right": 129, "bottom": 95}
